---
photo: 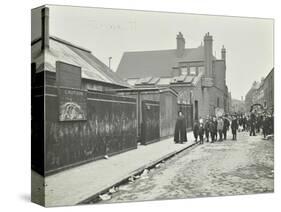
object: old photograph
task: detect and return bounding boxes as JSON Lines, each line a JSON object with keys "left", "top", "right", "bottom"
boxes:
{"left": 31, "top": 5, "right": 274, "bottom": 207}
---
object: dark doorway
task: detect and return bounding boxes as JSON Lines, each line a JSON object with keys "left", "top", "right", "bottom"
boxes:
{"left": 194, "top": 100, "right": 198, "bottom": 121}
{"left": 141, "top": 100, "right": 160, "bottom": 145}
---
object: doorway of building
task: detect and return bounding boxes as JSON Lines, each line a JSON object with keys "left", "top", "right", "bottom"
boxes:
{"left": 194, "top": 100, "right": 198, "bottom": 121}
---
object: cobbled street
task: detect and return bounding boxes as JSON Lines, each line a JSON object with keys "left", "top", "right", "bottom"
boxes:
{"left": 105, "top": 132, "right": 274, "bottom": 203}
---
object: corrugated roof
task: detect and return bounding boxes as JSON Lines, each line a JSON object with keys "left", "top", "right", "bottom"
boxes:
{"left": 31, "top": 36, "right": 130, "bottom": 88}
{"left": 116, "top": 46, "right": 212, "bottom": 79}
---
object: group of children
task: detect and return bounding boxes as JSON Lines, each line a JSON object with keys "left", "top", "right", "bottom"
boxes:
{"left": 193, "top": 115, "right": 239, "bottom": 144}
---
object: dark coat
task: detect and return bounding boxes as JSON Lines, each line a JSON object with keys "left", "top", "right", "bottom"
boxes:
{"left": 204, "top": 120, "right": 210, "bottom": 132}
{"left": 193, "top": 122, "right": 199, "bottom": 136}
{"left": 214, "top": 120, "right": 218, "bottom": 133}
{"left": 250, "top": 113, "right": 256, "bottom": 127}
{"left": 198, "top": 124, "right": 205, "bottom": 136}
{"left": 231, "top": 119, "right": 238, "bottom": 133}
{"left": 174, "top": 116, "right": 187, "bottom": 143}
{"left": 223, "top": 118, "right": 230, "bottom": 131}
{"left": 262, "top": 117, "right": 268, "bottom": 130}
{"left": 209, "top": 121, "right": 216, "bottom": 133}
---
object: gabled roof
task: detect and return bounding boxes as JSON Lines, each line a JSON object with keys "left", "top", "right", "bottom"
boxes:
{"left": 116, "top": 46, "right": 211, "bottom": 79}
{"left": 31, "top": 36, "right": 130, "bottom": 88}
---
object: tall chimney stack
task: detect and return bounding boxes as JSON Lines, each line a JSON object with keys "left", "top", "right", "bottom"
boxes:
{"left": 41, "top": 7, "right": 49, "bottom": 51}
{"left": 204, "top": 32, "right": 213, "bottom": 77}
{"left": 176, "top": 32, "right": 185, "bottom": 57}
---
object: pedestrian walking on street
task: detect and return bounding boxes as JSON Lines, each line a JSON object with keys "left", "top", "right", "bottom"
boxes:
{"left": 238, "top": 115, "right": 243, "bottom": 132}
{"left": 262, "top": 115, "right": 267, "bottom": 139}
{"left": 198, "top": 122, "right": 205, "bottom": 144}
{"left": 193, "top": 120, "right": 199, "bottom": 142}
{"left": 210, "top": 117, "right": 217, "bottom": 143}
{"left": 256, "top": 115, "right": 262, "bottom": 133}
{"left": 223, "top": 115, "right": 230, "bottom": 140}
{"left": 243, "top": 115, "right": 247, "bottom": 131}
{"left": 204, "top": 117, "right": 211, "bottom": 142}
{"left": 217, "top": 117, "right": 224, "bottom": 141}
{"left": 231, "top": 115, "right": 238, "bottom": 140}
{"left": 268, "top": 114, "right": 274, "bottom": 135}
{"left": 249, "top": 112, "right": 256, "bottom": 136}
{"left": 174, "top": 111, "right": 187, "bottom": 144}
{"left": 214, "top": 117, "right": 218, "bottom": 141}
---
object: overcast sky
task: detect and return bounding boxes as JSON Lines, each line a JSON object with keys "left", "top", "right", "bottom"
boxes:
{"left": 32, "top": 5, "right": 274, "bottom": 99}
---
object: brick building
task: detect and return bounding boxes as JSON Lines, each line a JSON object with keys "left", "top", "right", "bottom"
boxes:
{"left": 116, "top": 32, "right": 230, "bottom": 120}
{"left": 245, "top": 68, "right": 274, "bottom": 113}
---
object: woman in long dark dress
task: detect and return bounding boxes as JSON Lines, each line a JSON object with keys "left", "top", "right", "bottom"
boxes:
{"left": 174, "top": 111, "right": 187, "bottom": 144}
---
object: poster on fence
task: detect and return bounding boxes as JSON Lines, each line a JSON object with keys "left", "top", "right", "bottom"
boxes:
{"left": 58, "top": 88, "right": 87, "bottom": 121}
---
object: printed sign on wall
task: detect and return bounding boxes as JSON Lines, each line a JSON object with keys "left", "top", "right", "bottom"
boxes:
{"left": 58, "top": 88, "right": 87, "bottom": 121}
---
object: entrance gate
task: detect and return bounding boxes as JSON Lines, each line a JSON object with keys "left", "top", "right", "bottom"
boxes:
{"left": 141, "top": 100, "right": 160, "bottom": 144}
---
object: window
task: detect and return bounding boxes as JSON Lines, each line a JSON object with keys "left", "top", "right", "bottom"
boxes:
{"left": 189, "top": 67, "right": 197, "bottom": 75}
{"left": 217, "top": 97, "right": 220, "bottom": 107}
{"left": 198, "top": 66, "right": 205, "bottom": 73}
{"left": 180, "top": 67, "right": 188, "bottom": 75}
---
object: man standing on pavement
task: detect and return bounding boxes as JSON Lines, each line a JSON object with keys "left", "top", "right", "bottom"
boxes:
{"left": 174, "top": 111, "right": 187, "bottom": 144}
{"left": 231, "top": 115, "right": 238, "bottom": 140}
{"left": 223, "top": 115, "right": 230, "bottom": 140}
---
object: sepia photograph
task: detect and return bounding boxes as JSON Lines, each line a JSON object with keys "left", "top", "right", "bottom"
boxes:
{"left": 31, "top": 4, "right": 274, "bottom": 207}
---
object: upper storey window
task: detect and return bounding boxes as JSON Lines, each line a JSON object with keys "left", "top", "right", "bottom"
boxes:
{"left": 189, "top": 67, "right": 197, "bottom": 75}
{"left": 180, "top": 67, "right": 188, "bottom": 76}
{"left": 198, "top": 66, "right": 205, "bottom": 73}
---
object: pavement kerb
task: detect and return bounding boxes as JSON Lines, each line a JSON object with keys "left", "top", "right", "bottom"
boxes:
{"left": 79, "top": 140, "right": 198, "bottom": 204}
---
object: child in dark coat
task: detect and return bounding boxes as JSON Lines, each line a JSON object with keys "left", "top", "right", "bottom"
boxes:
{"left": 198, "top": 123, "right": 205, "bottom": 144}
{"left": 231, "top": 116, "right": 238, "bottom": 140}
{"left": 193, "top": 120, "right": 199, "bottom": 142}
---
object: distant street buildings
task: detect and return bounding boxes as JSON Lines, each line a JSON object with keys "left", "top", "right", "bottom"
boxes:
{"left": 230, "top": 98, "right": 246, "bottom": 114}
{"left": 245, "top": 68, "right": 274, "bottom": 114}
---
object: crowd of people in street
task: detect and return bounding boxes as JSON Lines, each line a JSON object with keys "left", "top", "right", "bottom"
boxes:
{"left": 174, "top": 110, "right": 274, "bottom": 144}
{"left": 192, "top": 114, "right": 236, "bottom": 144}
